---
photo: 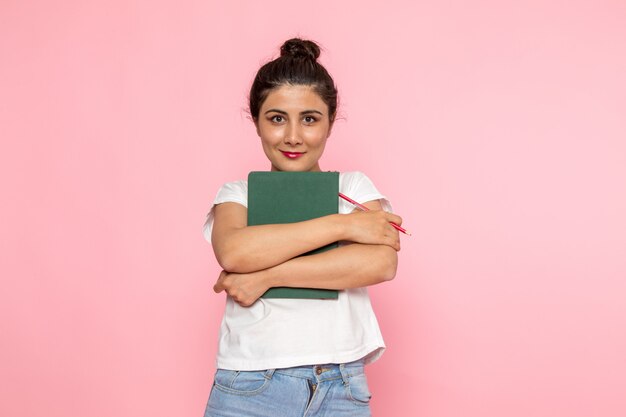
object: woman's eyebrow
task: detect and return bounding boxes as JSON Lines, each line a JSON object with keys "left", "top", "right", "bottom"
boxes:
{"left": 264, "top": 109, "right": 288, "bottom": 115}
{"left": 300, "top": 110, "right": 324, "bottom": 116}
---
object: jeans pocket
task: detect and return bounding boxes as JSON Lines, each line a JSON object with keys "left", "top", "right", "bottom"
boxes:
{"left": 346, "top": 373, "right": 372, "bottom": 405}
{"left": 213, "top": 369, "right": 272, "bottom": 396}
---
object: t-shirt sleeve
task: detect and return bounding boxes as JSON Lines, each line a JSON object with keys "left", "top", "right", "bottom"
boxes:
{"left": 339, "top": 171, "right": 393, "bottom": 214}
{"left": 202, "top": 180, "right": 248, "bottom": 243}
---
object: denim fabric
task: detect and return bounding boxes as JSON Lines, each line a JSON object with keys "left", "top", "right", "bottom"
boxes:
{"left": 203, "top": 359, "right": 372, "bottom": 417}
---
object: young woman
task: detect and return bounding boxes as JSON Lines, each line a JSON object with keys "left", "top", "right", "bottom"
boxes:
{"left": 202, "top": 38, "right": 403, "bottom": 417}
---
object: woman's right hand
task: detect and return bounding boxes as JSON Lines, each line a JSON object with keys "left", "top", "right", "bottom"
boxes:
{"left": 343, "top": 210, "right": 403, "bottom": 251}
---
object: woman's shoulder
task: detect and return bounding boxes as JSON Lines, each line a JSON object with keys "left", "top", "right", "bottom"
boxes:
{"left": 216, "top": 179, "right": 248, "bottom": 196}
{"left": 339, "top": 171, "right": 393, "bottom": 211}
{"left": 339, "top": 171, "right": 378, "bottom": 190}
{"left": 210, "top": 179, "right": 248, "bottom": 208}
{"left": 339, "top": 170, "right": 371, "bottom": 184}
{"left": 203, "top": 179, "right": 248, "bottom": 243}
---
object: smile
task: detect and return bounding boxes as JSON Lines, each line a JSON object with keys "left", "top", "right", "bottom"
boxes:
{"left": 280, "top": 151, "right": 305, "bottom": 159}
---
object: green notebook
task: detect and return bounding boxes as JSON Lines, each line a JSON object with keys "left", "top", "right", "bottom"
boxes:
{"left": 247, "top": 171, "right": 339, "bottom": 299}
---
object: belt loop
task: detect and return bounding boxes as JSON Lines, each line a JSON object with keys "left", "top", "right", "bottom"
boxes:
{"left": 264, "top": 369, "right": 276, "bottom": 379}
{"left": 339, "top": 363, "right": 349, "bottom": 385}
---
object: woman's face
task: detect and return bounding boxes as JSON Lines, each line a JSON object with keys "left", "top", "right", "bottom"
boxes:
{"left": 255, "top": 84, "right": 333, "bottom": 172}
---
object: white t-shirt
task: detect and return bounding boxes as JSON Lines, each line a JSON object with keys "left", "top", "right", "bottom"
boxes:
{"left": 203, "top": 171, "right": 393, "bottom": 371}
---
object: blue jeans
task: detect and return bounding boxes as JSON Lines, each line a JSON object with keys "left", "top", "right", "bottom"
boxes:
{"left": 203, "top": 359, "right": 372, "bottom": 417}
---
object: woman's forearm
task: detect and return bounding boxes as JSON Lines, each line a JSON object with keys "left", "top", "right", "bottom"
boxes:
{"left": 212, "top": 202, "right": 402, "bottom": 274}
{"left": 264, "top": 243, "right": 398, "bottom": 290}
{"left": 213, "top": 212, "right": 348, "bottom": 273}
{"left": 213, "top": 243, "right": 398, "bottom": 307}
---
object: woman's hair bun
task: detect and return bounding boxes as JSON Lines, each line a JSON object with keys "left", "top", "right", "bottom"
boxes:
{"left": 280, "top": 38, "right": 320, "bottom": 61}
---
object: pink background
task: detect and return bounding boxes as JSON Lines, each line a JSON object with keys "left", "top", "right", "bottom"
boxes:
{"left": 2, "top": 1, "right": 625, "bottom": 416}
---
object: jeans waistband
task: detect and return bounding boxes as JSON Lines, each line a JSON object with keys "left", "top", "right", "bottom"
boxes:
{"left": 270, "top": 359, "right": 365, "bottom": 384}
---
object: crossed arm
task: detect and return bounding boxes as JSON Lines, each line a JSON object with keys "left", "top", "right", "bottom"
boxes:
{"left": 211, "top": 200, "right": 403, "bottom": 306}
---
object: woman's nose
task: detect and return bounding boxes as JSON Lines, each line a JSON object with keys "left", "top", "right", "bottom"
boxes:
{"left": 283, "top": 123, "right": 303, "bottom": 145}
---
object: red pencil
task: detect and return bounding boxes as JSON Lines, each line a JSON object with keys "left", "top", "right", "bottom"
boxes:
{"left": 339, "top": 192, "right": 411, "bottom": 236}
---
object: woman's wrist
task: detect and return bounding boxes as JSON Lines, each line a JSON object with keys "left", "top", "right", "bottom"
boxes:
{"left": 330, "top": 213, "right": 350, "bottom": 242}
{"left": 257, "top": 266, "right": 281, "bottom": 289}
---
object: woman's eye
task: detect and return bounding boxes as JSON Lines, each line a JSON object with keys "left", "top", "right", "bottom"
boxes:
{"left": 270, "top": 115, "right": 284, "bottom": 123}
{"left": 303, "top": 116, "right": 316, "bottom": 123}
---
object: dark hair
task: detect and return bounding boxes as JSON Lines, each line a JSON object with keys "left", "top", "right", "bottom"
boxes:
{"left": 249, "top": 38, "right": 338, "bottom": 123}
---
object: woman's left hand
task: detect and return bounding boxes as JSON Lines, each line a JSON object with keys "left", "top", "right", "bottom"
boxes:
{"left": 213, "top": 270, "right": 269, "bottom": 307}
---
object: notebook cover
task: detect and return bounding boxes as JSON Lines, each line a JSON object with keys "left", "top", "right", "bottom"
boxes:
{"left": 247, "top": 171, "right": 339, "bottom": 299}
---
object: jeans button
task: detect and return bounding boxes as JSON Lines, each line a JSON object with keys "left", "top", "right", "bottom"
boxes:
{"left": 315, "top": 367, "right": 322, "bottom": 375}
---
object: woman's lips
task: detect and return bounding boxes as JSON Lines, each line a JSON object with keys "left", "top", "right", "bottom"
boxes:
{"left": 281, "top": 151, "right": 304, "bottom": 159}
